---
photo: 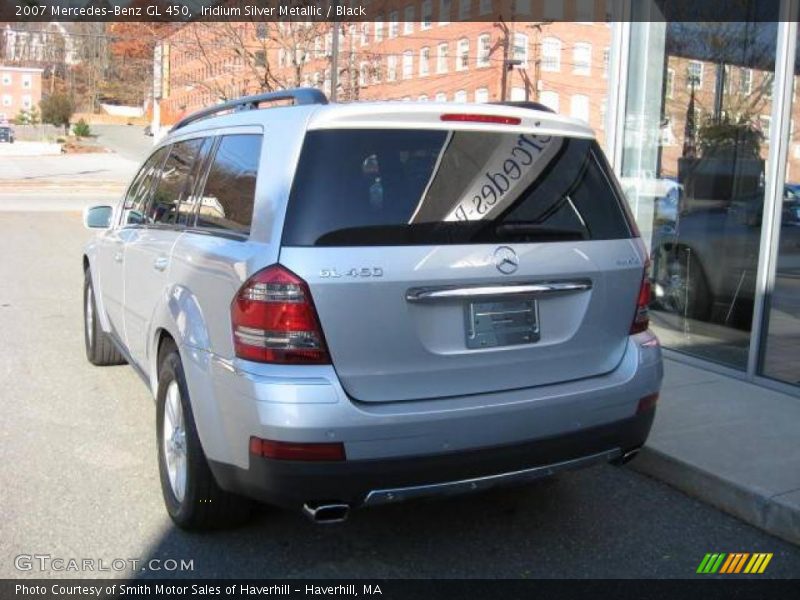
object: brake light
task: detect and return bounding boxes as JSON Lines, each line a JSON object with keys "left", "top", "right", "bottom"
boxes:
{"left": 440, "top": 113, "right": 522, "bottom": 125}
{"left": 630, "top": 261, "right": 652, "bottom": 335}
{"left": 231, "top": 265, "right": 329, "bottom": 364}
{"left": 249, "top": 437, "right": 346, "bottom": 461}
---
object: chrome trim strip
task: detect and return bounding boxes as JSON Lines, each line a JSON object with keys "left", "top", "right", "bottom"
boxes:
{"left": 362, "top": 448, "right": 621, "bottom": 506}
{"left": 405, "top": 280, "right": 592, "bottom": 303}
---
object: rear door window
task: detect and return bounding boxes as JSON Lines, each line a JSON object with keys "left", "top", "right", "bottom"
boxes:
{"left": 122, "top": 147, "right": 167, "bottom": 226}
{"left": 148, "top": 137, "right": 206, "bottom": 226}
{"left": 283, "top": 129, "right": 632, "bottom": 246}
{"left": 195, "top": 134, "right": 262, "bottom": 234}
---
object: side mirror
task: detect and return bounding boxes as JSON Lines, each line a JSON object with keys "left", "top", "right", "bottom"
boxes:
{"left": 83, "top": 205, "right": 113, "bottom": 229}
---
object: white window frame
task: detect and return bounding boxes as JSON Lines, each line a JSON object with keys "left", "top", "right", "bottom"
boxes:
{"left": 571, "top": 94, "right": 590, "bottom": 123}
{"left": 573, "top": 42, "right": 592, "bottom": 76}
{"left": 402, "top": 50, "right": 414, "bottom": 80}
{"left": 1, "top": 72, "right": 11, "bottom": 86}
{"left": 420, "top": 47, "right": 430, "bottom": 76}
{"left": 513, "top": 33, "right": 528, "bottom": 67}
{"left": 404, "top": 6, "right": 415, "bottom": 33}
{"left": 456, "top": 38, "right": 469, "bottom": 71}
{"left": 389, "top": 11, "right": 399, "bottom": 38}
{"left": 540, "top": 90, "right": 559, "bottom": 113}
{"left": 687, "top": 60, "right": 704, "bottom": 89}
{"left": 541, "top": 37, "right": 561, "bottom": 72}
{"left": 477, "top": 34, "right": 491, "bottom": 68}
{"left": 437, "top": 43, "right": 449, "bottom": 74}
{"left": 435, "top": 92, "right": 447, "bottom": 102}
{"left": 475, "top": 87, "right": 489, "bottom": 103}
{"left": 387, "top": 55, "right": 398, "bottom": 81}
{"left": 375, "top": 19, "right": 384, "bottom": 42}
{"left": 666, "top": 68, "right": 675, "bottom": 99}
{"left": 454, "top": 90, "right": 467, "bottom": 103}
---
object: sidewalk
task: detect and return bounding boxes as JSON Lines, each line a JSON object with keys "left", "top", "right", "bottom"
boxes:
{"left": 633, "top": 357, "right": 800, "bottom": 545}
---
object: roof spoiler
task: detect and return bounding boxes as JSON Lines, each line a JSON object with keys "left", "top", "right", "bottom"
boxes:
{"left": 490, "top": 101, "right": 556, "bottom": 114}
{"left": 171, "top": 88, "right": 328, "bottom": 132}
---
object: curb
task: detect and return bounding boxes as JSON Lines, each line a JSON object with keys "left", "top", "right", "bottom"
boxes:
{"left": 631, "top": 446, "right": 800, "bottom": 546}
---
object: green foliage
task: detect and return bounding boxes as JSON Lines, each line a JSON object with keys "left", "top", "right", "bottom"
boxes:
{"left": 12, "top": 108, "right": 40, "bottom": 126}
{"left": 698, "top": 115, "right": 764, "bottom": 159}
{"left": 72, "top": 118, "right": 91, "bottom": 138}
{"left": 39, "top": 93, "right": 75, "bottom": 133}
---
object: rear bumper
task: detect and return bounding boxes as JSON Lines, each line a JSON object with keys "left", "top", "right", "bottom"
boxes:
{"left": 181, "top": 332, "right": 662, "bottom": 509}
{"left": 209, "top": 408, "right": 655, "bottom": 509}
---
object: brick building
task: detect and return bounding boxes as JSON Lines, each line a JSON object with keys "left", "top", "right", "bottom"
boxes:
{"left": 0, "top": 65, "right": 43, "bottom": 122}
{"left": 160, "top": 2, "right": 613, "bottom": 145}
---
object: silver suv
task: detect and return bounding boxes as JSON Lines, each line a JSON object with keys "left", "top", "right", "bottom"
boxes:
{"left": 82, "top": 90, "right": 662, "bottom": 529}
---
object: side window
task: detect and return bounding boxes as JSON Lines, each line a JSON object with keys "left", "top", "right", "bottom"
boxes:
{"left": 122, "top": 148, "right": 167, "bottom": 226}
{"left": 195, "top": 134, "right": 262, "bottom": 234}
{"left": 148, "top": 138, "right": 206, "bottom": 226}
{"left": 177, "top": 137, "right": 212, "bottom": 226}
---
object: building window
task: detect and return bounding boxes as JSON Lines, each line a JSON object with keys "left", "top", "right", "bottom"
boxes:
{"left": 570, "top": 94, "right": 590, "bottom": 123}
{"left": 573, "top": 42, "right": 591, "bottom": 76}
{"left": 740, "top": 68, "right": 753, "bottom": 95}
{"left": 515, "top": 0, "right": 531, "bottom": 14}
{"left": 375, "top": 19, "right": 384, "bottom": 42}
{"left": 475, "top": 87, "right": 489, "bottom": 103}
{"left": 458, "top": 0, "right": 470, "bottom": 20}
{"left": 439, "top": 0, "right": 451, "bottom": 24}
{"left": 510, "top": 86, "right": 526, "bottom": 101}
{"left": 457, "top": 38, "right": 470, "bottom": 71}
{"left": 435, "top": 92, "right": 447, "bottom": 102}
{"left": 437, "top": 43, "right": 449, "bottom": 73}
{"left": 1, "top": 72, "right": 10, "bottom": 86}
{"left": 422, "top": 0, "right": 433, "bottom": 28}
{"left": 477, "top": 34, "right": 491, "bottom": 68}
{"left": 387, "top": 55, "right": 398, "bottom": 81}
{"left": 404, "top": 6, "right": 414, "bottom": 33}
{"left": 254, "top": 51, "right": 266, "bottom": 67}
{"left": 372, "top": 59, "right": 382, "bottom": 84}
{"left": 419, "top": 94, "right": 429, "bottom": 102}
{"left": 540, "top": 90, "right": 559, "bottom": 112}
{"left": 389, "top": 11, "right": 399, "bottom": 38}
{"left": 666, "top": 68, "right": 675, "bottom": 98}
{"left": 2, "top": 95, "right": 12, "bottom": 107}
{"left": 454, "top": 90, "right": 468, "bottom": 102}
{"left": 403, "top": 51, "right": 413, "bottom": 79}
{"left": 575, "top": 0, "right": 594, "bottom": 21}
{"left": 513, "top": 33, "right": 528, "bottom": 67}
{"left": 599, "top": 99, "right": 607, "bottom": 130}
{"left": 603, "top": 47, "right": 610, "bottom": 78}
{"left": 361, "top": 23, "right": 370, "bottom": 46}
{"left": 22, "top": 95, "right": 32, "bottom": 109}
{"left": 21, "top": 73, "right": 32, "bottom": 89}
{"left": 256, "top": 24, "right": 267, "bottom": 40}
{"left": 760, "top": 115, "right": 771, "bottom": 138}
{"left": 479, "top": 0, "right": 492, "bottom": 14}
{"left": 420, "top": 47, "right": 431, "bottom": 76}
{"left": 359, "top": 62, "right": 369, "bottom": 86}
{"left": 687, "top": 60, "right": 703, "bottom": 89}
{"left": 541, "top": 37, "right": 561, "bottom": 72}
{"left": 543, "top": 0, "right": 563, "bottom": 19}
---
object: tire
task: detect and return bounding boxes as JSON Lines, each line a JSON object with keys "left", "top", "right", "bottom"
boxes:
{"left": 654, "top": 246, "right": 712, "bottom": 321}
{"left": 84, "top": 269, "right": 126, "bottom": 366}
{"left": 156, "top": 340, "right": 252, "bottom": 530}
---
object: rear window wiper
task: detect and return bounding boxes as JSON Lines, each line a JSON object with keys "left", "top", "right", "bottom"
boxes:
{"left": 494, "top": 223, "right": 588, "bottom": 241}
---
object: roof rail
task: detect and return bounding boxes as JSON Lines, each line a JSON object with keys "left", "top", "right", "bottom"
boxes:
{"left": 171, "top": 88, "right": 328, "bottom": 132}
{"left": 490, "top": 101, "right": 555, "bottom": 114}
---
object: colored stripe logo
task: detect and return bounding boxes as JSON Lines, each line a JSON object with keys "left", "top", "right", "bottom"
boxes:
{"left": 697, "top": 553, "right": 773, "bottom": 574}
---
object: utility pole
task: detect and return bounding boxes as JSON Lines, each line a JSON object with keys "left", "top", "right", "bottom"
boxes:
{"left": 495, "top": 18, "right": 511, "bottom": 102}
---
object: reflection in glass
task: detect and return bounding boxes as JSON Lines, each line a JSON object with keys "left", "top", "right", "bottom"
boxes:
{"left": 622, "top": 20, "right": 777, "bottom": 369}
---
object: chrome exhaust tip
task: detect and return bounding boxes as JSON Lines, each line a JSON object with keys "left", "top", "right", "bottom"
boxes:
{"left": 302, "top": 503, "right": 350, "bottom": 524}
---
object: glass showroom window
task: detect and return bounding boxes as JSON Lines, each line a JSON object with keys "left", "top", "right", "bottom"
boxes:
{"left": 620, "top": 19, "right": 779, "bottom": 372}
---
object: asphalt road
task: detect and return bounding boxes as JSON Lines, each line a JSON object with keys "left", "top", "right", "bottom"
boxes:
{"left": 92, "top": 124, "right": 155, "bottom": 163}
{"left": 1, "top": 208, "right": 799, "bottom": 579}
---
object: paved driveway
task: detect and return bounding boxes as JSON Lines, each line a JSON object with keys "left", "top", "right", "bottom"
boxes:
{"left": 0, "top": 211, "right": 798, "bottom": 579}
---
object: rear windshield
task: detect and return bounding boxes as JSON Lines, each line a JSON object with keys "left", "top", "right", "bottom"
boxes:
{"left": 283, "top": 129, "right": 632, "bottom": 246}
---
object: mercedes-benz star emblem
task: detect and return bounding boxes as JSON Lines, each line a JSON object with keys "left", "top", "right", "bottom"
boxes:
{"left": 494, "top": 246, "right": 519, "bottom": 275}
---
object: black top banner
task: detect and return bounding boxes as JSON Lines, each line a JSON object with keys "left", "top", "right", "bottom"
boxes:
{"left": 1, "top": 0, "right": 786, "bottom": 23}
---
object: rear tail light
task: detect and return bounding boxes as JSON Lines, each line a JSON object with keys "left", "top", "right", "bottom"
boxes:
{"left": 249, "top": 437, "right": 346, "bottom": 461}
{"left": 440, "top": 113, "right": 522, "bottom": 125}
{"left": 231, "top": 265, "right": 329, "bottom": 364}
{"left": 636, "top": 393, "right": 659, "bottom": 414}
{"left": 630, "top": 260, "right": 652, "bottom": 335}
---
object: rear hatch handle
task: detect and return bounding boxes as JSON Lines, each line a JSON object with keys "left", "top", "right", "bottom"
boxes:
{"left": 406, "top": 280, "right": 592, "bottom": 303}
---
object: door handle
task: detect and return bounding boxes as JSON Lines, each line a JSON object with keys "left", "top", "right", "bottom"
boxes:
{"left": 113, "top": 251, "right": 123, "bottom": 263}
{"left": 153, "top": 256, "right": 168, "bottom": 272}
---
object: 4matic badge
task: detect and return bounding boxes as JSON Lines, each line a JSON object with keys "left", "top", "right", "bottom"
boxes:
{"left": 320, "top": 267, "right": 384, "bottom": 279}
